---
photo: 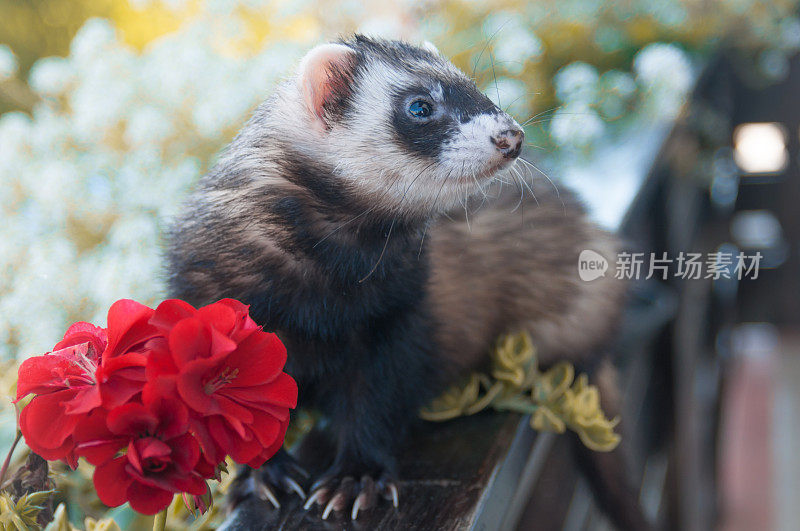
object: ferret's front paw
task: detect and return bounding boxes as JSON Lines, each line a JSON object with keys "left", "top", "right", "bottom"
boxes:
{"left": 229, "top": 449, "right": 309, "bottom": 510}
{"left": 303, "top": 469, "right": 399, "bottom": 520}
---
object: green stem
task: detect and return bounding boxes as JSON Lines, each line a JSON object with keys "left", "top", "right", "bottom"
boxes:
{"left": 153, "top": 507, "right": 168, "bottom": 531}
{"left": 0, "top": 430, "right": 22, "bottom": 487}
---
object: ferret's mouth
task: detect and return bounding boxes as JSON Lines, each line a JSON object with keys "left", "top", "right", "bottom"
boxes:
{"left": 452, "top": 160, "right": 513, "bottom": 187}
{"left": 482, "top": 157, "right": 517, "bottom": 178}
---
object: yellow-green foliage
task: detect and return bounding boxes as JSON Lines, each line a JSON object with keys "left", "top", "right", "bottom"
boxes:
{"left": 46, "top": 504, "right": 120, "bottom": 531}
{"left": 421, "top": 332, "right": 621, "bottom": 452}
{"left": 0, "top": 491, "right": 53, "bottom": 531}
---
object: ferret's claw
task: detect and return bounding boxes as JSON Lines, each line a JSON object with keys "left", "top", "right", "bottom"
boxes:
{"left": 351, "top": 486, "right": 375, "bottom": 520}
{"left": 257, "top": 483, "right": 281, "bottom": 509}
{"left": 351, "top": 495, "right": 362, "bottom": 520}
{"left": 303, "top": 488, "right": 326, "bottom": 511}
{"left": 260, "top": 452, "right": 309, "bottom": 501}
{"left": 227, "top": 450, "right": 310, "bottom": 512}
{"left": 386, "top": 483, "right": 399, "bottom": 508}
{"left": 305, "top": 471, "right": 397, "bottom": 520}
{"left": 283, "top": 476, "right": 306, "bottom": 499}
{"left": 321, "top": 499, "right": 336, "bottom": 520}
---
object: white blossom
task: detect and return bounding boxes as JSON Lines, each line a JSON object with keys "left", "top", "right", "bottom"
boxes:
{"left": 0, "top": 44, "right": 18, "bottom": 81}
{"left": 633, "top": 42, "right": 693, "bottom": 119}
{"left": 550, "top": 103, "right": 605, "bottom": 148}
{"left": 554, "top": 62, "right": 600, "bottom": 105}
{"left": 28, "top": 57, "right": 75, "bottom": 97}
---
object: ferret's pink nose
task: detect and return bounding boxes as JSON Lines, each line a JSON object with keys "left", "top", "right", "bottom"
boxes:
{"left": 491, "top": 128, "right": 524, "bottom": 159}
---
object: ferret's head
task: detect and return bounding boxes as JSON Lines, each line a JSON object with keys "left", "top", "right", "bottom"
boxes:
{"left": 290, "top": 35, "right": 524, "bottom": 216}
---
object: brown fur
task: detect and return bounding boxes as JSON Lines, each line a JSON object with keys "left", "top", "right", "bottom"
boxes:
{"left": 428, "top": 179, "right": 625, "bottom": 371}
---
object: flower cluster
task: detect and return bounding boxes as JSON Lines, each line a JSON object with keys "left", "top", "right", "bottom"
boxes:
{"left": 15, "top": 298, "right": 296, "bottom": 515}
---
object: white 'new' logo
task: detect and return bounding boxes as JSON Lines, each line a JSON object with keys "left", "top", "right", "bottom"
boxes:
{"left": 578, "top": 249, "right": 608, "bottom": 282}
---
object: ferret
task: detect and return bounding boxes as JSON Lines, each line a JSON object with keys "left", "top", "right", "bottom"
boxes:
{"left": 167, "top": 35, "right": 649, "bottom": 529}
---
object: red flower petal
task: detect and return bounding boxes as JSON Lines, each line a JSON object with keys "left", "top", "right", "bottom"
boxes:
{"left": 228, "top": 433, "right": 264, "bottom": 465}
{"left": 188, "top": 417, "right": 222, "bottom": 465}
{"left": 220, "top": 383, "right": 282, "bottom": 404}
{"left": 54, "top": 322, "right": 107, "bottom": 357}
{"left": 100, "top": 352, "right": 148, "bottom": 374}
{"left": 105, "top": 299, "right": 159, "bottom": 358}
{"left": 206, "top": 326, "right": 239, "bottom": 360}
{"left": 126, "top": 440, "right": 144, "bottom": 475}
{"left": 247, "top": 409, "right": 281, "bottom": 448}
{"left": 238, "top": 401, "right": 290, "bottom": 423}
{"left": 23, "top": 433, "right": 77, "bottom": 465}
{"left": 144, "top": 342, "right": 177, "bottom": 378}
{"left": 176, "top": 357, "right": 222, "bottom": 414}
{"left": 126, "top": 481, "right": 174, "bottom": 515}
{"left": 107, "top": 403, "right": 157, "bottom": 436}
{"left": 94, "top": 457, "right": 133, "bottom": 508}
{"left": 207, "top": 416, "right": 237, "bottom": 458}
{"left": 261, "top": 372, "right": 298, "bottom": 409}
{"left": 168, "top": 318, "right": 211, "bottom": 365}
{"left": 197, "top": 303, "right": 237, "bottom": 337}
{"left": 15, "top": 355, "right": 74, "bottom": 400}
{"left": 138, "top": 438, "right": 172, "bottom": 461}
{"left": 247, "top": 420, "right": 288, "bottom": 468}
{"left": 94, "top": 352, "right": 147, "bottom": 411}
{"left": 168, "top": 433, "right": 200, "bottom": 473}
{"left": 147, "top": 396, "right": 189, "bottom": 440}
{"left": 73, "top": 410, "right": 126, "bottom": 466}
{"left": 62, "top": 385, "right": 102, "bottom": 415}
{"left": 214, "top": 299, "right": 258, "bottom": 334}
{"left": 209, "top": 418, "right": 265, "bottom": 465}
{"left": 224, "top": 331, "right": 286, "bottom": 386}
{"left": 150, "top": 299, "right": 197, "bottom": 332}
{"left": 142, "top": 375, "right": 177, "bottom": 409}
{"left": 170, "top": 474, "right": 208, "bottom": 497}
{"left": 98, "top": 373, "right": 145, "bottom": 410}
{"left": 215, "top": 395, "right": 254, "bottom": 427}
{"left": 20, "top": 390, "right": 80, "bottom": 450}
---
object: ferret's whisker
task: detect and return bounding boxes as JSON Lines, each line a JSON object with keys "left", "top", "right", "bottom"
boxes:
{"left": 359, "top": 161, "right": 433, "bottom": 281}
{"left": 488, "top": 48, "right": 501, "bottom": 108}
{"left": 511, "top": 164, "right": 539, "bottom": 206}
{"left": 359, "top": 215, "right": 396, "bottom": 283}
{"left": 524, "top": 142, "right": 546, "bottom": 150}
{"left": 521, "top": 110, "right": 597, "bottom": 128}
{"left": 518, "top": 156, "right": 566, "bottom": 215}
{"left": 509, "top": 168, "right": 525, "bottom": 212}
{"left": 471, "top": 19, "right": 512, "bottom": 78}
{"left": 462, "top": 183, "right": 471, "bottom": 232}
{"left": 520, "top": 105, "right": 564, "bottom": 126}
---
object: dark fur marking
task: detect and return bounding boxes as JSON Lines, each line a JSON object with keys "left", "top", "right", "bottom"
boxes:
{"left": 440, "top": 80, "right": 499, "bottom": 123}
{"left": 391, "top": 88, "right": 459, "bottom": 159}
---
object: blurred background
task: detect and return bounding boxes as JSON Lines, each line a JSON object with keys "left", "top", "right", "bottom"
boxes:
{"left": 1, "top": 0, "right": 799, "bottom": 529}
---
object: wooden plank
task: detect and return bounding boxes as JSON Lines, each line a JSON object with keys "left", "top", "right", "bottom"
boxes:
{"left": 222, "top": 412, "right": 538, "bottom": 530}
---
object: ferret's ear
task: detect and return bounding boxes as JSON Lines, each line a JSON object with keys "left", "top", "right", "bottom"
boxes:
{"left": 297, "top": 43, "right": 357, "bottom": 126}
{"left": 422, "top": 41, "right": 440, "bottom": 55}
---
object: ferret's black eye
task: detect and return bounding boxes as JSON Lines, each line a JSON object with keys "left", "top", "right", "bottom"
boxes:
{"left": 408, "top": 100, "right": 433, "bottom": 118}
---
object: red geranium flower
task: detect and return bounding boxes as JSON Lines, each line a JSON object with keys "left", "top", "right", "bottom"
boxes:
{"left": 144, "top": 299, "right": 297, "bottom": 467}
{"left": 16, "top": 299, "right": 160, "bottom": 466}
{"left": 74, "top": 395, "right": 208, "bottom": 515}
{"left": 15, "top": 296, "right": 296, "bottom": 517}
